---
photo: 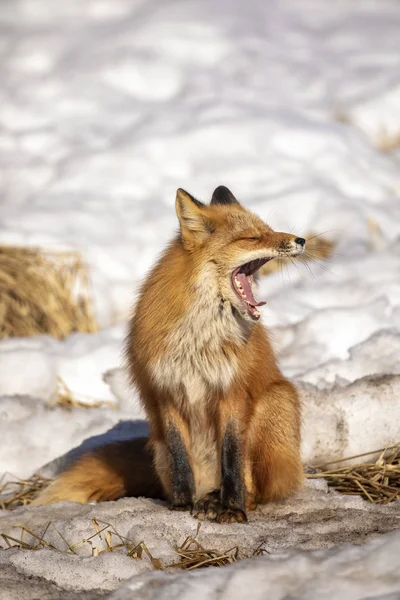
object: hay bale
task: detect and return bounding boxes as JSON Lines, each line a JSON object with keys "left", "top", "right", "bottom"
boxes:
{"left": 0, "top": 246, "right": 98, "bottom": 340}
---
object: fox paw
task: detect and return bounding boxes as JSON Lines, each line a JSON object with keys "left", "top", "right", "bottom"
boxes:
{"left": 192, "top": 491, "right": 221, "bottom": 521}
{"left": 215, "top": 508, "right": 248, "bottom": 524}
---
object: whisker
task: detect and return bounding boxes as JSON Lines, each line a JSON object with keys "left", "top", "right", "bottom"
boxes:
{"left": 288, "top": 223, "right": 301, "bottom": 235}
{"left": 306, "top": 248, "right": 345, "bottom": 258}
{"left": 285, "top": 262, "right": 291, "bottom": 284}
{"left": 298, "top": 256, "right": 316, "bottom": 283}
{"left": 290, "top": 256, "right": 317, "bottom": 286}
{"left": 279, "top": 258, "right": 284, "bottom": 287}
{"left": 288, "top": 256, "right": 301, "bottom": 278}
{"left": 264, "top": 206, "right": 278, "bottom": 225}
{"left": 305, "top": 229, "right": 341, "bottom": 242}
{"left": 302, "top": 253, "right": 337, "bottom": 276}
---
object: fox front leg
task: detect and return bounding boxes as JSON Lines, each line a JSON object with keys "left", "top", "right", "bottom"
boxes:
{"left": 166, "top": 425, "right": 195, "bottom": 511}
{"left": 192, "top": 419, "right": 248, "bottom": 523}
{"left": 217, "top": 420, "right": 247, "bottom": 524}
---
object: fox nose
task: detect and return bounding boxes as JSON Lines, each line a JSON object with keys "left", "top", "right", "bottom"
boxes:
{"left": 295, "top": 237, "right": 306, "bottom": 247}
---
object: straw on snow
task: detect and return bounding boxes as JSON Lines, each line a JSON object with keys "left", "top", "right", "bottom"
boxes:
{"left": 0, "top": 246, "right": 97, "bottom": 340}
{"left": 0, "top": 473, "right": 53, "bottom": 510}
{"left": 1, "top": 444, "right": 399, "bottom": 571}
{"left": 307, "top": 442, "right": 400, "bottom": 504}
{"left": 0, "top": 518, "right": 267, "bottom": 572}
{"left": 169, "top": 524, "right": 268, "bottom": 570}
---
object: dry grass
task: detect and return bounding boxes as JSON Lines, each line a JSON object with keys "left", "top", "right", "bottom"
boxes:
{"left": 0, "top": 473, "right": 53, "bottom": 510}
{"left": 0, "top": 518, "right": 267, "bottom": 572}
{"left": 168, "top": 523, "right": 268, "bottom": 570}
{"left": 307, "top": 443, "right": 400, "bottom": 504}
{"left": 0, "top": 246, "right": 98, "bottom": 340}
{"left": 259, "top": 233, "right": 335, "bottom": 277}
{"left": 1, "top": 444, "right": 399, "bottom": 570}
{"left": 0, "top": 517, "right": 162, "bottom": 569}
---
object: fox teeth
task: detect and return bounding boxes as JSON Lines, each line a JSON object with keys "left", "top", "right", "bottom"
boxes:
{"left": 235, "top": 275, "right": 254, "bottom": 303}
{"left": 234, "top": 277, "right": 249, "bottom": 300}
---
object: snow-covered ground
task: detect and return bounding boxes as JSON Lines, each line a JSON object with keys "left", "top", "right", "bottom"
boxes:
{"left": 1, "top": 0, "right": 400, "bottom": 597}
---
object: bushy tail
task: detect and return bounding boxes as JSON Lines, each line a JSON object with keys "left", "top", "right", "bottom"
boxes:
{"left": 32, "top": 437, "right": 164, "bottom": 506}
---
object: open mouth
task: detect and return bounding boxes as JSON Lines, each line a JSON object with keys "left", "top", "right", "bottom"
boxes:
{"left": 231, "top": 258, "right": 272, "bottom": 320}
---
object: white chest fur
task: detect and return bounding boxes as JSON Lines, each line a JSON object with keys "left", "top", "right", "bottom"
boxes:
{"left": 150, "top": 282, "right": 243, "bottom": 406}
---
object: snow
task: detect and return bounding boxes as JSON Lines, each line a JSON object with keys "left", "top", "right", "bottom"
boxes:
{"left": 1, "top": 483, "right": 399, "bottom": 597}
{"left": 0, "top": 327, "right": 124, "bottom": 405}
{"left": 111, "top": 529, "right": 400, "bottom": 600}
{"left": 1, "top": 0, "right": 400, "bottom": 597}
{"left": 2, "top": 0, "right": 400, "bottom": 326}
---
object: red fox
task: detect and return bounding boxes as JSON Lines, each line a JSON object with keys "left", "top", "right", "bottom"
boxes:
{"left": 34, "top": 186, "right": 305, "bottom": 523}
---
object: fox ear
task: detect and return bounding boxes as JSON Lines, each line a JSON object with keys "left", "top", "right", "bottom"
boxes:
{"left": 176, "top": 189, "right": 213, "bottom": 247}
{"left": 210, "top": 186, "right": 239, "bottom": 206}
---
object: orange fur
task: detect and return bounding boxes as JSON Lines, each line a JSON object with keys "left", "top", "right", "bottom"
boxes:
{"left": 34, "top": 187, "right": 304, "bottom": 518}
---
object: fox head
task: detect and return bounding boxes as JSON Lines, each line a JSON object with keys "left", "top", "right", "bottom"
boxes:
{"left": 176, "top": 186, "right": 305, "bottom": 323}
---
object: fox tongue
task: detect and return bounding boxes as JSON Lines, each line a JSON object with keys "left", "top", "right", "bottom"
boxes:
{"left": 236, "top": 273, "right": 266, "bottom": 307}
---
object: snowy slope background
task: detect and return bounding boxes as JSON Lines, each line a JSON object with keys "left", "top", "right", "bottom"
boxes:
{"left": 1, "top": 0, "right": 400, "bottom": 597}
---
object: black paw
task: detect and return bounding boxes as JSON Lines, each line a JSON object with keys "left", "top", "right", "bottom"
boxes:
{"left": 192, "top": 490, "right": 222, "bottom": 521}
{"left": 215, "top": 508, "right": 248, "bottom": 524}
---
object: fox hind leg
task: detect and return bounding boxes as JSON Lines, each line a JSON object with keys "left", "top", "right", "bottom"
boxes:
{"left": 248, "top": 381, "right": 303, "bottom": 504}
